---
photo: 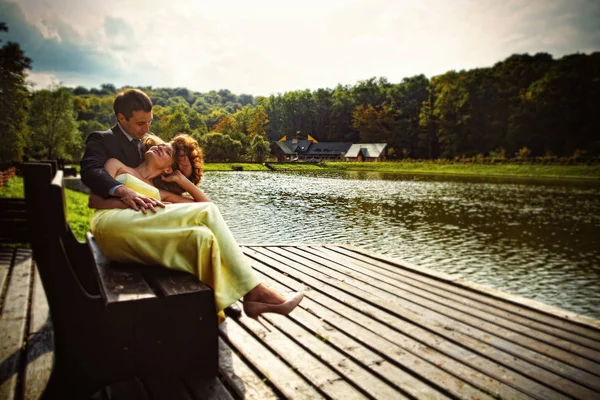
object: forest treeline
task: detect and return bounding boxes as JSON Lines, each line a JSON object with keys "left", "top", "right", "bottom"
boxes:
{"left": 2, "top": 22, "right": 599, "bottom": 162}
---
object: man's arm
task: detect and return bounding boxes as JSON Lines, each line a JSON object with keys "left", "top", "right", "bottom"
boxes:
{"left": 80, "top": 131, "right": 122, "bottom": 198}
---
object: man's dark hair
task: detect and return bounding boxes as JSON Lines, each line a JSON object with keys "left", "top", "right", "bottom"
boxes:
{"left": 113, "top": 89, "right": 152, "bottom": 119}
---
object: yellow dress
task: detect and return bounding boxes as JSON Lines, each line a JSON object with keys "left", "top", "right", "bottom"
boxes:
{"left": 90, "top": 174, "right": 259, "bottom": 316}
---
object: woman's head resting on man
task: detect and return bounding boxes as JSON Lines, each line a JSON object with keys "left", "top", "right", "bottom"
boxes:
{"left": 144, "top": 142, "right": 174, "bottom": 175}
{"left": 142, "top": 133, "right": 204, "bottom": 193}
{"left": 141, "top": 133, "right": 203, "bottom": 184}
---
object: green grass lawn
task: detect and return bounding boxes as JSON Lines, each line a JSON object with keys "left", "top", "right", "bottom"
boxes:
{"left": 203, "top": 163, "right": 270, "bottom": 171}
{"left": 0, "top": 176, "right": 93, "bottom": 241}
{"left": 263, "top": 161, "right": 600, "bottom": 179}
{"left": 265, "top": 162, "right": 326, "bottom": 171}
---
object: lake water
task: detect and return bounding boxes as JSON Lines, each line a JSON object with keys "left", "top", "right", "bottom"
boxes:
{"left": 201, "top": 170, "right": 600, "bottom": 319}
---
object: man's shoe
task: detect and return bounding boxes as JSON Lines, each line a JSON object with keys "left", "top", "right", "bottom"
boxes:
{"left": 224, "top": 304, "right": 242, "bottom": 320}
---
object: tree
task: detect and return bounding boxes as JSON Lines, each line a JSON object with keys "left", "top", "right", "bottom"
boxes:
{"left": 238, "top": 94, "right": 254, "bottom": 106}
{"left": 28, "top": 86, "right": 80, "bottom": 160}
{"left": 352, "top": 104, "right": 393, "bottom": 143}
{"left": 251, "top": 135, "right": 270, "bottom": 163}
{"left": 330, "top": 85, "right": 357, "bottom": 141}
{"left": 233, "top": 105, "right": 252, "bottom": 135}
{"left": 418, "top": 93, "right": 439, "bottom": 159}
{"left": 100, "top": 83, "right": 117, "bottom": 95}
{"left": 161, "top": 105, "right": 191, "bottom": 139}
{"left": 512, "top": 53, "right": 600, "bottom": 156}
{"left": 313, "top": 88, "right": 333, "bottom": 140}
{"left": 387, "top": 75, "right": 430, "bottom": 158}
{"left": 73, "top": 86, "right": 90, "bottom": 95}
{"left": 0, "top": 23, "right": 31, "bottom": 161}
{"left": 212, "top": 114, "right": 239, "bottom": 135}
{"left": 429, "top": 71, "right": 471, "bottom": 158}
{"left": 212, "top": 114, "right": 249, "bottom": 157}
{"left": 205, "top": 109, "right": 226, "bottom": 131}
{"left": 248, "top": 105, "right": 269, "bottom": 139}
{"left": 350, "top": 77, "right": 389, "bottom": 106}
{"left": 199, "top": 132, "right": 242, "bottom": 162}
{"left": 186, "top": 110, "right": 208, "bottom": 135}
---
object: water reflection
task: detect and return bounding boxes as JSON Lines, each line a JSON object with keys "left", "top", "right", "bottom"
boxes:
{"left": 202, "top": 171, "right": 600, "bottom": 319}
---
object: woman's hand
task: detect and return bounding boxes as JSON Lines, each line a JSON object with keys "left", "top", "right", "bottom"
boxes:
{"left": 161, "top": 170, "right": 187, "bottom": 186}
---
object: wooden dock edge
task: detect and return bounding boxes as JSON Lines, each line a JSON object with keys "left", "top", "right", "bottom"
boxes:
{"left": 239, "top": 242, "right": 600, "bottom": 329}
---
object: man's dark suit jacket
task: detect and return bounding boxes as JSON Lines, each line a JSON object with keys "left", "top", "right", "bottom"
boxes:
{"left": 80, "top": 125, "right": 143, "bottom": 198}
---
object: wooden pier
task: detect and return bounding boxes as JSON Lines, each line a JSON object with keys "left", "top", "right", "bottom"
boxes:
{"left": 1, "top": 244, "right": 599, "bottom": 399}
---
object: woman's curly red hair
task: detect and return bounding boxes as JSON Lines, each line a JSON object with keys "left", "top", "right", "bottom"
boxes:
{"left": 171, "top": 134, "right": 204, "bottom": 185}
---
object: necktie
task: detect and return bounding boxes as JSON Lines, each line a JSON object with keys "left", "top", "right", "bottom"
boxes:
{"left": 131, "top": 139, "right": 142, "bottom": 162}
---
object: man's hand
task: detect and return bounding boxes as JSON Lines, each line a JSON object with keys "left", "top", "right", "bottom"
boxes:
{"left": 114, "top": 185, "right": 165, "bottom": 214}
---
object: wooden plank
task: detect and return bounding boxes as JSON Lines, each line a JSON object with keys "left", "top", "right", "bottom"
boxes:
{"left": 246, "top": 246, "right": 581, "bottom": 400}
{"left": 0, "top": 198, "right": 26, "bottom": 209}
{"left": 182, "top": 374, "right": 234, "bottom": 400}
{"left": 219, "top": 318, "right": 325, "bottom": 399}
{"left": 0, "top": 209, "right": 27, "bottom": 219}
{"left": 311, "top": 245, "right": 600, "bottom": 350}
{"left": 234, "top": 305, "right": 370, "bottom": 400}
{"left": 330, "top": 244, "right": 600, "bottom": 335}
{"left": 0, "top": 198, "right": 28, "bottom": 243}
{"left": 238, "top": 293, "right": 435, "bottom": 400}
{"left": 0, "top": 248, "right": 33, "bottom": 399}
{"left": 293, "top": 246, "right": 600, "bottom": 359}
{"left": 0, "top": 248, "right": 13, "bottom": 308}
{"left": 24, "top": 264, "right": 54, "bottom": 400}
{"left": 218, "top": 336, "right": 279, "bottom": 400}
{"left": 142, "top": 267, "right": 213, "bottom": 298}
{"left": 260, "top": 245, "right": 600, "bottom": 392}
{"left": 88, "top": 235, "right": 157, "bottom": 305}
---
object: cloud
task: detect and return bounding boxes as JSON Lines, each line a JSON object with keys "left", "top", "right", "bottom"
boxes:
{"left": 103, "top": 16, "right": 135, "bottom": 52}
{"left": 0, "top": 0, "right": 126, "bottom": 83}
{"left": 1, "top": 0, "right": 599, "bottom": 95}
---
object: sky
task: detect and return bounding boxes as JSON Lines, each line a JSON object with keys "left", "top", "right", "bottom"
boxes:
{"left": 1, "top": 0, "right": 599, "bottom": 96}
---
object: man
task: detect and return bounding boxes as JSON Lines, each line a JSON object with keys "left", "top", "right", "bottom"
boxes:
{"left": 80, "top": 89, "right": 163, "bottom": 213}
{"left": 80, "top": 89, "right": 242, "bottom": 319}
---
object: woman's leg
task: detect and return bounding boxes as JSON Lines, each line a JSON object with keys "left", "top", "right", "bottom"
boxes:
{"left": 93, "top": 203, "right": 299, "bottom": 314}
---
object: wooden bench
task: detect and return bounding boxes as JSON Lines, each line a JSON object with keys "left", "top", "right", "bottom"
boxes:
{"left": 21, "top": 162, "right": 219, "bottom": 398}
{"left": 0, "top": 198, "right": 28, "bottom": 244}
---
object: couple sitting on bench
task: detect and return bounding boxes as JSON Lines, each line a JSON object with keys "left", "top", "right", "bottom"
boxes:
{"left": 81, "top": 88, "right": 303, "bottom": 326}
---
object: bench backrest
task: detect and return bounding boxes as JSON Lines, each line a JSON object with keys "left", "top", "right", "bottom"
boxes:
{"left": 23, "top": 163, "right": 101, "bottom": 327}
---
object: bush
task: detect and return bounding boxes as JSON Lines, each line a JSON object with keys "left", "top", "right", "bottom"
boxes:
{"left": 518, "top": 147, "right": 531, "bottom": 160}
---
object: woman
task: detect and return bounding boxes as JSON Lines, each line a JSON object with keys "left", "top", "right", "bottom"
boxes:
{"left": 89, "top": 134, "right": 303, "bottom": 326}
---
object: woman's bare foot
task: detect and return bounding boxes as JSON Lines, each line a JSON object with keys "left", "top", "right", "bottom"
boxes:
{"left": 243, "top": 293, "right": 305, "bottom": 330}
{"left": 243, "top": 283, "right": 287, "bottom": 305}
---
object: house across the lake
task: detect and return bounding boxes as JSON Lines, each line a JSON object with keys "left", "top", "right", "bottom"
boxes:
{"left": 271, "top": 136, "right": 354, "bottom": 162}
{"left": 271, "top": 135, "right": 387, "bottom": 162}
{"left": 344, "top": 143, "right": 388, "bottom": 162}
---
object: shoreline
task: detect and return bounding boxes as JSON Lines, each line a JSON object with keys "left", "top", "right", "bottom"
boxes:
{"left": 203, "top": 161, "right": 600, "bottom": 180}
